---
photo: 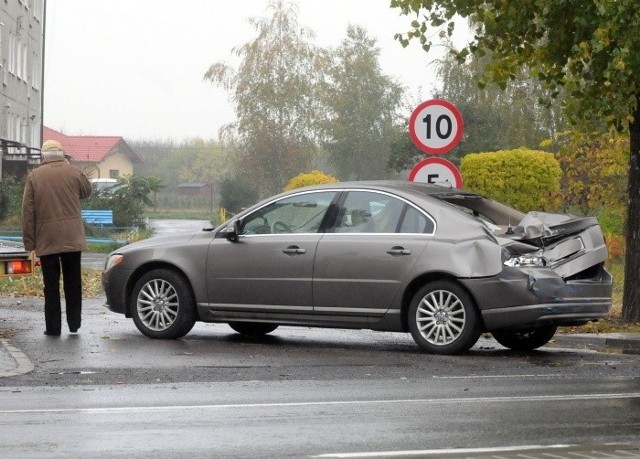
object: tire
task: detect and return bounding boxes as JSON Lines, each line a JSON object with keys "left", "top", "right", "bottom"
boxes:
{"left": 491, "top": 325, "right": 557, "bottom": 351}
{"left": 408, "top": 280, "right": 482, "bottom": 355}
{"left": 130, "top": 269, "right": 197, "bottom": 339}
{"left": 228, "top": 322, "right": 279, "bottom": 336}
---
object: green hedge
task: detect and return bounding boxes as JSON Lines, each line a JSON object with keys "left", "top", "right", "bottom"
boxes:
{"left": 460, "top": 148, "right": 562, "bottom": 212}
{"left": 284, "top": 170, "right": 339, "bottom": 191}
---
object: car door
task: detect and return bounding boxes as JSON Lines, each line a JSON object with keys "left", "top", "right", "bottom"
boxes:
{"left": 313, "top": 190, "right": 435, "bottom": 319}
{"left": 207, "top": 190, "right": 338, "bottom": 314}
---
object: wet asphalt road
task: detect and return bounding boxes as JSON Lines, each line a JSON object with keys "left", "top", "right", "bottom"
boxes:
{"left": 146, "top": 218, "right": 212, "bottom": 236}
{"left": 2, "top": 374, "right": 639, "bottom": 458}
{"left": 1, "top": 295, "right": 639, "bottom": 457}
{"left": 82, "top": 251, "right": 108, "bottom": 270}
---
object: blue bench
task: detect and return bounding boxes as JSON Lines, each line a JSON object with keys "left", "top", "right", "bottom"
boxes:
{"left": 81, "top": 209, "right": 113, "bottom": 226}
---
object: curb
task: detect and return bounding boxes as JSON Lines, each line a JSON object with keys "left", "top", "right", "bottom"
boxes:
{"left": 0, "top": 339, "right": 34, "bottom": 378}
{"left": 552, "top": 333, "right": 640, "bottom": 354}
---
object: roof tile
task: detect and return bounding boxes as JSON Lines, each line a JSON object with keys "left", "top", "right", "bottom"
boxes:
{"left": 43, "top": 126, "right": 141, "bottom": 163}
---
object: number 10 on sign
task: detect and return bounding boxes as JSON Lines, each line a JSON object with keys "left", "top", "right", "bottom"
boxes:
{"left": 409, "top": 99, "right": 464, "bottom": 155}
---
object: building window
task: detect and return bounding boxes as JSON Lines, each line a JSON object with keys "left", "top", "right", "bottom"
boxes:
{"left": 8, "top": 33, "right": 14, "bottom": 75}
{"left": 33, "top": 0, "right": 44, "bottom": 21}
{"left": 22, "top": 43, "right": 28, "bottom": 81}
{"left": 15, "top": 38, "right": 21, "bottom": 79}
{"left": 15, "top": 114, "right": 21, "bottom": 142}
{"left": 30, "top": 119, "right": 38, "bottom": 148}
{"left": 6, "top": 112, "right": 12, "bottom": 141}
{"left": 31, "top": 51, "right": 40, "bottom": 90}
{"left": 109, "top": 170, "right": 119, "bottom": 179}
{"left": 0, "top": 23, "right": 4, "bottom": 85}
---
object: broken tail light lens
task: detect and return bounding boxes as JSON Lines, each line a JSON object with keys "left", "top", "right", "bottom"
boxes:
{"left": 503, "top": 249, "right": 546, "bottom": 268}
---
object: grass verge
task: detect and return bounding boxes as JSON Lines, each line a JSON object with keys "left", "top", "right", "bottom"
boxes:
{"left": 0, "top": 268, "right": 104, "bottom": 299}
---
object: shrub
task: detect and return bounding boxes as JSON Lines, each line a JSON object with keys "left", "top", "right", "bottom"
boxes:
{"left": 595, "top": 205, "right": 626, "bottom": 235}
{"left": 542, "top": 131, "right": 628, "bottom": 216}
{"left": 0, "top": 176, "right": 25, "bottom": 224}
{"left": 284, "top": 170, "right": 339, "bottom": 191}
{"left": 83, "top": 175, "right": 151, "bottom": 227}
{"left": 460, "top": 148, "right": 562, "bottom": 212}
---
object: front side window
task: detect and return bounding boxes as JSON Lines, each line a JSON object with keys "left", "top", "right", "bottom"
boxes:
{"left": 241, "top": 191, "right": 337, "bottom": 235}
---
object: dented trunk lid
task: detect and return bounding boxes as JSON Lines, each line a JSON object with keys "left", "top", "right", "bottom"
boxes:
{"left": 497, "top": 212, "right": 608, "bottom": 278}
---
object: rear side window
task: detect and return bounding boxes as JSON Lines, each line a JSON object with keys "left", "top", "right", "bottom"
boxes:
{"left": 400, "top": 206, "right": 434, "bottom": 233}
{"left": 335, "top": 191, "right": 434, "bottom": 234}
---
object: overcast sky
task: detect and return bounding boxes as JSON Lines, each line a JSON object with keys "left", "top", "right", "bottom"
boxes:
{"left": 44, "top": 0, "right": 455, "bottom": 142}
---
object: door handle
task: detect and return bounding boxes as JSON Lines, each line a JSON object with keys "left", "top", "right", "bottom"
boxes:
{"left": 387, "top": 246, "right": 411, "bottom": 256}
{"left": 283, "top": 246, "right": 306, "bottom": 255}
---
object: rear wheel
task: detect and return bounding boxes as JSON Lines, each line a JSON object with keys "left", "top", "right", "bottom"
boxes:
{"left": 130, "top": 269, "right": 197, "bottom": 339}
{"left": 229, "top": 322, "right": 279, "bottom": 336}
{"left": 408, "top": 280, "right": 482, "bottom": 355}
{"left": 492, "top": 325, "right": 557, "bottom": 351}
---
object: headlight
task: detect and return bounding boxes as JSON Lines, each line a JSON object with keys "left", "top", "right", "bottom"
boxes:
{"left": 503, "top": 250, "right": 545, "bottom": 267}
{"left": 105, "top": 254, "right": 124, "bottom": 271}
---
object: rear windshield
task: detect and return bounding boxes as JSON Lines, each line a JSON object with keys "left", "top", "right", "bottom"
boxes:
{"left": 434, "top": 193, "right": 525, "bottom": 226}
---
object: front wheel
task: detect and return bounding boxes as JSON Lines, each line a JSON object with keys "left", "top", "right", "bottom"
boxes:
{"left": 408, "top": 280, "right": 482, "bottom": 355}
{"left": 130, "top": 269, "right": 197, "bottom": 339}
{"left": 491, "top": 325, "right": 557, "bottom": 351}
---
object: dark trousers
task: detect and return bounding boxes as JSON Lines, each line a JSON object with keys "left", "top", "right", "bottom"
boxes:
{"left": 40, "top": 251, "right": 82, "bottom": 333}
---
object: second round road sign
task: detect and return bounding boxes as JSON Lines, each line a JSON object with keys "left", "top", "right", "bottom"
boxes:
{"left": 408, "top": 157, "right": 463, "bottom": 188}
{"left": 409, "top": 99, "right": 464, "bottom": 154}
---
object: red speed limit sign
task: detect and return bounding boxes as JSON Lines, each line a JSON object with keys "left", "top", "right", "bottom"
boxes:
{"left": 409, "top": 99, "right": 464, "bottom": 154}
{"left": 409, "top": 157, "right": 463, "bottom": 188}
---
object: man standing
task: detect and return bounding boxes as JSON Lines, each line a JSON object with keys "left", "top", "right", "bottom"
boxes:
{"left": 22, "top": 139, "right": 92, "bottom": 336}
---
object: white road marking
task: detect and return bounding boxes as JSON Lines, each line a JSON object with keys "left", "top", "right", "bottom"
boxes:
{"left": 311, "top": 444, "right": 636, "bottom": 458}
{"left": 0, "top": 392, "right": 638, "bottom": 415}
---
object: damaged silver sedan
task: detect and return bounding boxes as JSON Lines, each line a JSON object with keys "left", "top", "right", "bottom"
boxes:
{"left": 102, "top": 181, "right": 612, "bottom": 354}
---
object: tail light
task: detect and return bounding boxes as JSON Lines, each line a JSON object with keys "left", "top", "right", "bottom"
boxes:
{"left": 6, "top": 260, "right": 34, "bottom": 274}
{"left": 1, "top": 257, "right": 35, "bottom": 276}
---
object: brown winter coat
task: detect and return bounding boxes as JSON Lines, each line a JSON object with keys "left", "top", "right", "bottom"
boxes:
{"left": 21, "top": 155, "right": 92, "bottom": 256}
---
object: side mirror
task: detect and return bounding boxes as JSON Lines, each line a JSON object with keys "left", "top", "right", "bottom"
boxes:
{"left": 223, "top": 219, "right": 241, "bottom": 242}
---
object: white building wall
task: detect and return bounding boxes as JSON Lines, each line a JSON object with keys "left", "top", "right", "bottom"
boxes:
{"left": 0, "top": 0, "right": 44, "bottom": 153}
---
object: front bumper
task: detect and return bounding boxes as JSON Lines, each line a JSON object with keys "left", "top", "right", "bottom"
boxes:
{"left": 460, "top": 265, "right": 613, "bottom": 330}
{"left": 102, "top": 267, "right": 134, "bottom": 316}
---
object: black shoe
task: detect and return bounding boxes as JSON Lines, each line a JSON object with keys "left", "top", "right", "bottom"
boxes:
{"left": 69, "top": 325, "right": 80, "bottom": 333}
{"left": 44, "top": 330, "right": 60, "bottom": 336}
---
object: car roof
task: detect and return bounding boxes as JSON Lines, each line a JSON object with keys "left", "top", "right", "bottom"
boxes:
{"left": 238, "top": 181, "right": 482, "bottom": 217}
{"left": 217, "top": 180, "right": 488, "bottom": 233}
{"left": 294, "top": 180, "right": 478, "bottom": 198}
